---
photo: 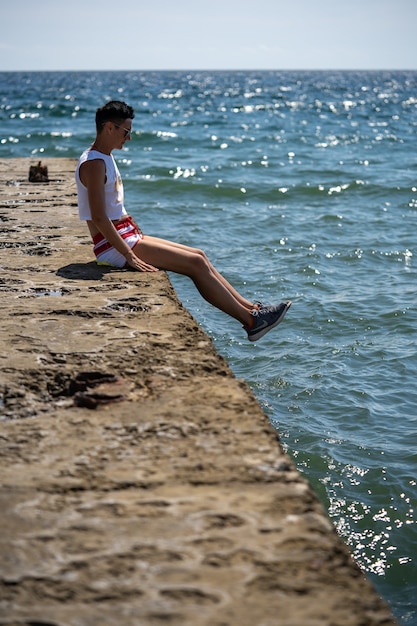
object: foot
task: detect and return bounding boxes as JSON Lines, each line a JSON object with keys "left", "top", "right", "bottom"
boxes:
{"left": 245, "top": 301, "right": 291, "bottom": 342}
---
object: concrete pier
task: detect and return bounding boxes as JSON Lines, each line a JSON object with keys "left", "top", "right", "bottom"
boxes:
{"left": 0, "top": 158, "right": 397, "bottom": 625}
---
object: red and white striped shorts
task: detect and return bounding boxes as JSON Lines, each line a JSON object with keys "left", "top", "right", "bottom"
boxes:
{"left": 92, "top": 216, "right": 144, "bottom": 268}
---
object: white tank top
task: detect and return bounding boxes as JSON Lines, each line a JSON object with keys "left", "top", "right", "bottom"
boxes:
{"left": 75, "top": 148, "right": 128, "bottom": 221}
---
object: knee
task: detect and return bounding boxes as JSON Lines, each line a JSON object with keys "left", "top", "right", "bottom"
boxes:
{"left": 191, "top": 249, "right": 210, "bottom": 273}
{"left": 193, "top": 247, "right": 207, "bottom": 260}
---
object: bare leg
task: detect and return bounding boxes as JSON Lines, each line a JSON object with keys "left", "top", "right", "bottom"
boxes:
{"left": 131, "top": 236, "right": 254, "bottom": 325}
{"left": 143, "top": 237, "right": 254, "bottom": 309}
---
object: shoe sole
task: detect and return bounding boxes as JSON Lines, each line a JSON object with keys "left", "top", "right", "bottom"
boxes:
{"left": 248, "top": 300, "right": 292, "bottom": 342}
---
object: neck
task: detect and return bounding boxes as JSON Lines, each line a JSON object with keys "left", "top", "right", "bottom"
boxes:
{"left": 91, "top": 142, "right": 111, "bottom": 155}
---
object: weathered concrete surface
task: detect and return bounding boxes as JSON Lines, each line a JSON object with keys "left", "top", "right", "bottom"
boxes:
{"left": 0, "top": 158, "right": 397, "bottom": 625}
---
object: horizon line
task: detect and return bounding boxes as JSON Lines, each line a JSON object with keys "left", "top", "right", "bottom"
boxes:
{"left": 1, "top": 67, "right": 416, "bottom": 73}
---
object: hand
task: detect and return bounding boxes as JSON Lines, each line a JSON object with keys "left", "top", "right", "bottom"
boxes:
{"left": 124, "top": 250, "right": 159, "bottom": 272}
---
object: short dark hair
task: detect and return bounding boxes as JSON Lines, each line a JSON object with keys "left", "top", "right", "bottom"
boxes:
{"left": 95, "top": 101, "right": 135, "bottom": 132}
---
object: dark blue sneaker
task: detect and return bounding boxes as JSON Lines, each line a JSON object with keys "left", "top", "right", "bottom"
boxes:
{"left": 245, "top": 301, "right": 291, "bottom": 342}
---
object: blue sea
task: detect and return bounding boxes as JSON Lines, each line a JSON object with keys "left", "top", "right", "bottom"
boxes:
{"left": 1, "top": 70, "right": 416, "bottom": 623}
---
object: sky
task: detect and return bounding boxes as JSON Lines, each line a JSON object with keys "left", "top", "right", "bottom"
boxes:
{"left": 1, "top": 0, "right": 416, "bottom": 72}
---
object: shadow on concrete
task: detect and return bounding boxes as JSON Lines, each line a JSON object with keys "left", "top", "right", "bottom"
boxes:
{"left": 56, "top": 262, "right": 127, "bottom": 281}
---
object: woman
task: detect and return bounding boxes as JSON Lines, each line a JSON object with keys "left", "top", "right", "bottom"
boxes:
{"left": 75, "top": 100, "right": 291, "bottom": 342}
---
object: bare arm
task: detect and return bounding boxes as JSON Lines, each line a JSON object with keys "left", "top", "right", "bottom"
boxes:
{"left": 81, "top": 159, "right": 158, "bottom": 272}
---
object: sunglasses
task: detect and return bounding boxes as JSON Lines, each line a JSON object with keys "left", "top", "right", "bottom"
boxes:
{"left": 113, "top": 123, "right": 132, "bottom": 138}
